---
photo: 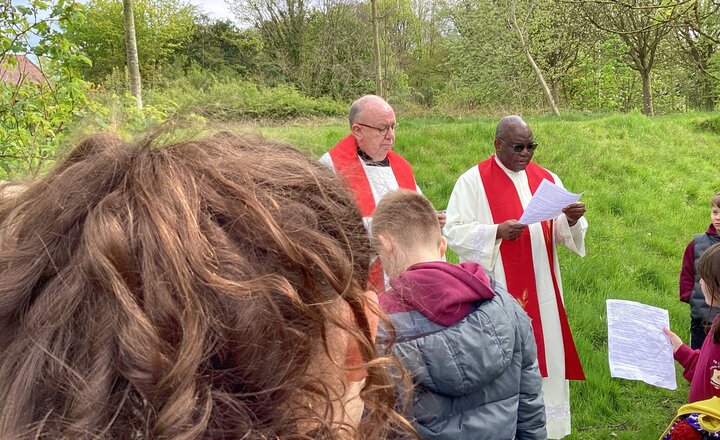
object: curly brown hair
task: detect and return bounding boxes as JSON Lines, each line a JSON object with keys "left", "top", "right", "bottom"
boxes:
{"left": 0, "top": 133, "right": 415, "bottom": 439}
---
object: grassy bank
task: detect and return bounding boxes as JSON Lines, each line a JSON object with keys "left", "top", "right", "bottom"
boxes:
{"left": 258, "top": 112, "right": 720, "bottom": 439}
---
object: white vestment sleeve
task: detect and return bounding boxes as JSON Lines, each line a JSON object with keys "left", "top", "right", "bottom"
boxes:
{"left": 319, "top": 152, "right": 334, "bottom": 171}
{"left": 550, "top": 172, "right": 587, "bottom": 257}
{"left": 444, "top": 167, "right": 501, "bottom": 269}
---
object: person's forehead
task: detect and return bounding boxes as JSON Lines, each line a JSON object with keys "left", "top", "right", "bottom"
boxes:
{"left": 505, "top": 124, "right": 533, "bottom": 141}
{"left": 362, "top": 101, "right": 395, "bottom": 122}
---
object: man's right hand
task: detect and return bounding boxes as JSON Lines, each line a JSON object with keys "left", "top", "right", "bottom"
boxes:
{"left": 497, "top": 219, "right": 528, "bottom": 241}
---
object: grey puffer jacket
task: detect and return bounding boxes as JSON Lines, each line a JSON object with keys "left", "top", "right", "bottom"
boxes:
{"left": 382, "top": 262, "right": 546, "bottom": 440}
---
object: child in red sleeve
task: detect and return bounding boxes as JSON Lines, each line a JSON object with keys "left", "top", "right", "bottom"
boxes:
{"left": 666, "top": 243, "right": 720, "bottom": 402}
{"left": 679, "top": 192, "right": 720, "bottom": 349}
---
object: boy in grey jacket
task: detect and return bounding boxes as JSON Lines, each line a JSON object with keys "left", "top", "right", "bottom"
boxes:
{"left": 372, "top": 190, "right": 546, "bottom": 440}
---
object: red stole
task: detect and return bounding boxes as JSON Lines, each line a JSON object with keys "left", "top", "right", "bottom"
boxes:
{"left": 478, "top": 156, "right": 584, "bottom": 380}
{"left": 329, "top": 135, "right": 417, "bottom": 290}
{"left": 328, "top": 135, "right": 417, "bottom": 217}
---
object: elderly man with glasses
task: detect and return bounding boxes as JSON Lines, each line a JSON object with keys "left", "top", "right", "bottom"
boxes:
{"left": 444, "top": 115, "right": 587, "bottom": 439}
{"left": 321, "top": 94, "right": 446, "bottom": 229}
{"left": 321, "top": 95, "right": 445, "bottom": 289}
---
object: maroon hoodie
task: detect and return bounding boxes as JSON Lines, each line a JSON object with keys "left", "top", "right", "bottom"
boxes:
{"left": 680, "top": 224, "right": 719, "bottom": 303}
{"left": 380, "top": 261, "right": 495, "bottom": 326}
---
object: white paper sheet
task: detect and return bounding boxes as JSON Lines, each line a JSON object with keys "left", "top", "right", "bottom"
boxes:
{"left": 518, "top": 179, "right": 582, "bottom": 225}
{"left": 606, "top": 299, "right": 677, "bottom": 390}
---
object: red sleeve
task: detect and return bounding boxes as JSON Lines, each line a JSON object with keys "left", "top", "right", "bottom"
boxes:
{"left": 675, "top": 343, "right": 700, "bottom": 382}
{"left": 680, "top": 241, "right": 696, "bottom": 303}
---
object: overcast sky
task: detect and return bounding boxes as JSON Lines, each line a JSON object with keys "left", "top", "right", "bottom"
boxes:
{"left": 11, "top": 0, "right": 237, "bottom": 22}
{"left": 190, "top": 0, "right": 235, "bottom": 22}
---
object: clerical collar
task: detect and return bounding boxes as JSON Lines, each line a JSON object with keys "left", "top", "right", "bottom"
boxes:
{"left": 357, "top": 147, "right": 390, "bottom": 167}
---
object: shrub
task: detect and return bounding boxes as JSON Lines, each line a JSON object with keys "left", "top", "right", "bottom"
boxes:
{"left": 145, "top": 69, "right": 347, "bottom": 121}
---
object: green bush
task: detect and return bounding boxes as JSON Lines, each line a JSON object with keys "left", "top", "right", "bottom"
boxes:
{"left": 0, "top": 79, "right": 83, "bottom": 177}
{"left": 145, "top": 69, "right": 347, "bottom": 121}
{"left": 0, "top": 1, "right": 89, "bottom": 179}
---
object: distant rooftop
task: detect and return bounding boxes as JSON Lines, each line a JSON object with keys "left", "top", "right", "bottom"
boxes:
{"left": 0, "top": 54, "right": 45, "bottom": 86}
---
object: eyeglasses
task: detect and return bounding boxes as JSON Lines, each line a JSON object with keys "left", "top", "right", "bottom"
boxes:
{"left": 499, "top": 139, "right": 538, "bottom": 152}
{"left": 356, "top": 122, "right": 398, "bottom": 137}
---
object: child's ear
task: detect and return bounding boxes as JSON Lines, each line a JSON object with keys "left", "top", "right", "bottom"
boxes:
{"left": 376, "top": 234, "right": 396, "bottom": 257}
{"left": 440, "top": 236, "right": 448, "bottom": 257}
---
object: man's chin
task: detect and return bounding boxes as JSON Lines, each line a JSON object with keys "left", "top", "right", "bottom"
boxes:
{"left": 514, "top": 161, "right": 530, "bottom": 171}
{"left": 374, "top": 149, "right": 392, "bottom": 161}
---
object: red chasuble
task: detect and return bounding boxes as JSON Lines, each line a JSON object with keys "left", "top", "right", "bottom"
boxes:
{"left": 329, "top": 135, "right": 417, "bottom": 290}
{"left": 328, "top": 135, "right": 417, "bottom": 217}
{"left": 478, "top": 156, "right": 584, "bottom": 380}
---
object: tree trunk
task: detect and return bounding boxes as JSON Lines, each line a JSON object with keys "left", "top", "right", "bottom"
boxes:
{"left": 550, "top": 80, "right": 560, "bottom": 109}
{"left": 640, "top": 70, "right": 653, "bottom": 116}
{"left": 123, "top": 0, "right": 142, "bottom": 109}
{"left": 702, "top": 76, "right": 716, "bottom": 111}
{"left": 371, "top": 0, "right": 383, "bottom": 97}
{"left": 509, "top": 0, "right": 560, "bottom": 116}
{"left": 524, "top": 48, "right": 560, "bottom": 116}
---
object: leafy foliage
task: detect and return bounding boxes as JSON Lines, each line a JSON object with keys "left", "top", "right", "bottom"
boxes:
{"left": 0, "top": 0, "right": 90, "bottom": 178}
{"left": 179, "top": 16, "right": 263, "bottom": 77}
{"left": 146, "top": 68, "right": 346, "bottom": 120}
{"left": 63, "top": 0, "right": 196, "bottom": 85}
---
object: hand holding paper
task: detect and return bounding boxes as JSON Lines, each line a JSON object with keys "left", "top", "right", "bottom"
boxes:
{"left": 497, "top": 219, "right": 528, "bottom": 241}
{"left": 606, "top": 299, "right": 677, "bottom": 390}
{"left": 662, "top": 327, "right": 683, "bottom": 352}
{"left": 562, "top": 202, "right": 586, "bottom": 226}
{"left": 519, "top": 179, "right": 583, "bottom": 225}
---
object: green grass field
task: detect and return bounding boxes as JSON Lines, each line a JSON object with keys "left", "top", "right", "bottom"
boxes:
{"left": 255, "top": 112, "right": 720, "bottom": 439}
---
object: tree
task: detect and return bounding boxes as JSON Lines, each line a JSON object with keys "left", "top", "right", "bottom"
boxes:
{"left": 446, "top": 0, "right": 572, "bottom": 111}
{"left": 371, "top": 0, "right": 383, "bottom": 96}
{"left": 577, "top": 0, "right": 692, "bottom": 116}
{"left": 398, "top": 0, "right": 453, "bottom": 106}
{"left": 522, "top": 0, "right": 595, "bottom": 107}
{"left": 507, "top": 0, "right": 560, "bottom": 115}
{"left": 229, "top": 0, "right": 312, "bottom": 85}
{"left": 673, "top": 0, "right": 720, "bottom": 109}
{"left": 64, "top": 0, "right": 196, "bottom": 85}
{"left": 181, "top": 16, "right": 262, "bottom": 76}
{"left": 298, "top": 2, "right": 375, "bottom": 100}
{"left": 123, "top": 0, "right": 143, "bottom": 109}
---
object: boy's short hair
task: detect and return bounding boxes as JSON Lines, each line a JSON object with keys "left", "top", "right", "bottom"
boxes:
{"left": 712, "top": 192, "right": 720, "bottom": 209}
{"left": 372, "top": 190, "right": 441, "bottom": 251}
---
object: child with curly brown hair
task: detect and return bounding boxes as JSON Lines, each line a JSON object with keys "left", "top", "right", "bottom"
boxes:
{"left": 0, "top": 132, "right": 414, "bottom": 439}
